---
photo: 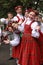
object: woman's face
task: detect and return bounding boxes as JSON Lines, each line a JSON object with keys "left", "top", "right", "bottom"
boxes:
{"left": 28, "top": 12, "right": 35, "bottom": 20}
{"left": 25, "top": 12, "right": 29, "bottom": 18}
{"left": 8, "top": 27, "right": 13, "bottom": 32}
{"left": 38, "top": 17, "right": 42, "bottom": 22}
{"left": 35, "top": 16, "right": 38, "bottom": 21}
{"left": 16, "top": 8, "right": 22, "bottom": 14}
{"left": 8, "top": 13, "right": 13, "bottom": 19}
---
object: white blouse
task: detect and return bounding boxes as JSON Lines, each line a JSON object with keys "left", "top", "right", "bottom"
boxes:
{"left": 12, "top": 14, "right": 23, "bottom": 22}
{"left": 0, "top": 18, "right": 13, "bottom": 24}
{"left": 0, "top": 18, "right": 6, "bottom": 23}
{"left": 10, "top": 32, "right": 20, "bottom": 46}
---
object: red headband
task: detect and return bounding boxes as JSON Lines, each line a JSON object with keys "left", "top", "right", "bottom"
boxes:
{"left": 5, "top": 22, "right": 13, "bottom": 31}
{"left": 28, "top": 9, "right": 34, "bottom": 12}
{"left": 15, "top": 5, "right": 22, "bottom": 11}
{"left": 25, "top": 9, "right": 29, "bottom": 12}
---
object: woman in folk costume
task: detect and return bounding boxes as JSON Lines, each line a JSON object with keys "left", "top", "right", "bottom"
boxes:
{"left": 0, "top": 13, "right": 13, "bottom": 44}
{"left": 5, "top": 12, "right": 13, "bottom": 25}
{"left": 0, "top": 12, "right": 13, "bottom": 35}
{"left": 11, "top": 5, "right": 24, "bottom": 60}
{"left": 36, "top": 15, "right": 43, "bottom": 65}
{"left": 0, "top": 12, "right": 13, "bottom": 30}
{"left": 24, "top": 9, "right": 29, "bottom": 19}
{"left": 30, "top": 14, "right": 43, "bottom": 65}
{"left": 4, "top": 23, "right": 20, "bottom": 46}
{"left": 20, "top": 9, "right": 30, "bottom": 33}
{"left": 0, "top": 18, "right": 5, "bottom": 44}
{"left": 18, "top": 10, "right": 41, "bottom": 65}
{"left": 39, "top": 23, "right": 43, "bottom": 65}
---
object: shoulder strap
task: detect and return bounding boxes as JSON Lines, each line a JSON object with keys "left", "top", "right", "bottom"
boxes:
{"left": 16, "top": 16, "right": 20, "bottom": 22}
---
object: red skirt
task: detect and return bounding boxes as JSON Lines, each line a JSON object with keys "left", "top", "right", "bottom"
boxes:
{"left": 12, "top": 43, "right": 21, "bottom": 59}
{"left": 18, "top": 33, "right": 41, "bottom": 65}
{"left": 38, "top": 33, "right": 43, "bottom": 64}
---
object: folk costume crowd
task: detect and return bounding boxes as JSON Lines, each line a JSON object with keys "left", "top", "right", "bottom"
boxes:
{"left": 0, "top": 5, "right": 43, "bottom": 65}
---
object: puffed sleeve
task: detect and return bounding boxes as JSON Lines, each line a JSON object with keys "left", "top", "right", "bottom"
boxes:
{"left": 40, "top": 23, "right": 43, "bottom": 34}
{"left": 10, "top": 34, "right": 20, "bottom": 46}
{"left": 31, "top": 29, "right": 40, "bottom": 38}
{"left": 31, "top": 22, "right": 38, "bottom": 30}
{"left": 0, "top": 18, "right": 6, "bottom": 23}
{"left": 31, "top": 22, "right": 40, "bottom": 38}
{"left": 18, "top": 23, "right": 24, "bottom": 32}
{"left": 12, "top": 16, "right": 18, "bottom": 22}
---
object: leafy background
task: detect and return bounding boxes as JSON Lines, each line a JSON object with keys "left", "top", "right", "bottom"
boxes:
{"left": 0, "top": 0, "right": 43, "bottom": 18}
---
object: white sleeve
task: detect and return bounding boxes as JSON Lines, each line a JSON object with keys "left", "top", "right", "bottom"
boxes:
{"left": 0, "top": 18, "right": 6, "bottom": 23}
{"left": 31, "top": 22, "right": 40, "bottom": 38}
{"left": 31, "top": 22, "right": 38, "bottom": 30}
{"left": 18, "top": 22, "right": 24, "bottom": 32}
{"left": 10, "top": 36, "right": 20, "bottom": 46}
{"left": 40, "top": 23, "right": 43, "bottom": 34}
{"left": 31, "top": 29, "right": 40, "bottom": 38}
{"left": 12, "top": 16, "right": 18, "bottom": 22}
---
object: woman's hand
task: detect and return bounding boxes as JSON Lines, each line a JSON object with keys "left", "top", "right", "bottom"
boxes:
{"left": 12, "top": 23, "right": 18, "bottom": 29}
{"left": 4, "top": 39, "right": 10, "bottom": 44}
{"left": 36, "top": 26, "right": 41, "bottom": 31}
{"left": 18, "top": 19, "right": 23, "bottom": 25}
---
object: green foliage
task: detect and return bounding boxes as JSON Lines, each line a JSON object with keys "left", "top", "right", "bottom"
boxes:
{"left": 0, "top": 0, "right": 43, "bottom": 18}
